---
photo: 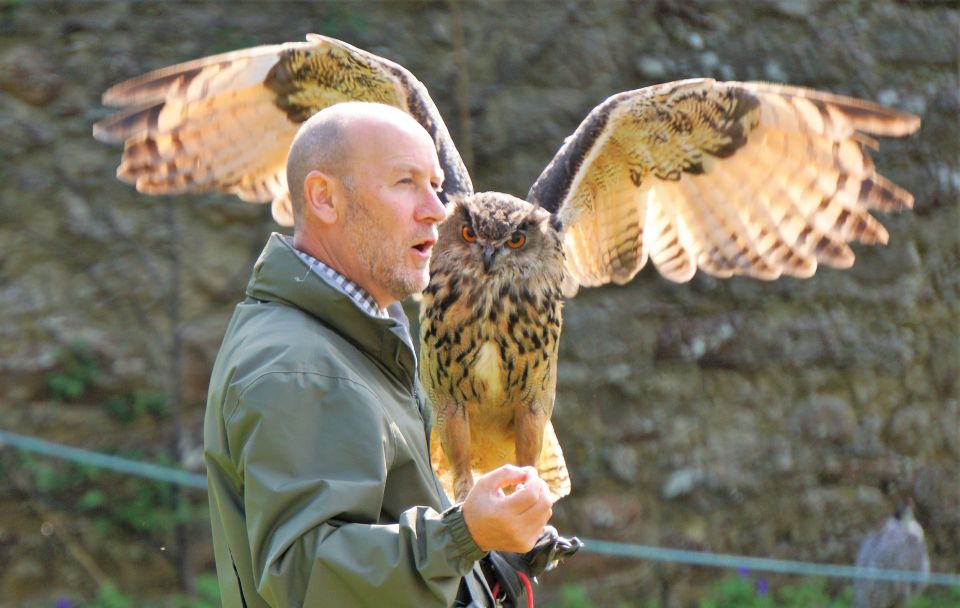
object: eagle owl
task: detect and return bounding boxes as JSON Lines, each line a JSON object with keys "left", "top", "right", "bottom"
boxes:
{"left": 421, "top": 193, "right": 568, "bottom": 501}
{"left": 93, "top": 34, "right": 920, "bottom": 502}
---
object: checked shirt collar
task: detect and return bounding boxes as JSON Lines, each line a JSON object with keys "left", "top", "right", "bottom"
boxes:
{"left": 282, "top": 235, "right": 389, "bottom": 320}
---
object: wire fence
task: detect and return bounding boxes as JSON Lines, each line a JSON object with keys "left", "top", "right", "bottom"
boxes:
{"left": 1, "top": 427, "right": 957, "bottom": 588}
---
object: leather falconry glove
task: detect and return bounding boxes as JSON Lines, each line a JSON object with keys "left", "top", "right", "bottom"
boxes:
{"left": 484, "top": 526, "right": 583, "bottom": 607}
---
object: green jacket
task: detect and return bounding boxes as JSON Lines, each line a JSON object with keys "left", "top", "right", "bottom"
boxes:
{"left": 204, "top": 234, "right": 489, "bottom": 607}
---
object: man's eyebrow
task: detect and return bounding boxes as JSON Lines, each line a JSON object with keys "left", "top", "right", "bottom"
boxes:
{"left": 390, "top": 162, "right": 444, "bottom": 184}
{"left": 390, "top": 161, "right": 426, "bottom": 173}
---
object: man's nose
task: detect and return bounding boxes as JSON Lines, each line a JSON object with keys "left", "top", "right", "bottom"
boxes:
{"left": 417, "top": 187, "right": 448, "bottom": 224}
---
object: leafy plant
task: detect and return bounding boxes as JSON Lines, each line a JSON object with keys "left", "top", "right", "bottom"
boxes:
{"left": 697, "top": 573, "right": 958, "bottom": 608}
{"left": 18, "top": 450, "right": 201, "bottom": 537}
{"left": 543, "top": 577, "right": 960, "bottom": 608}
{"left": 907, "top": 585, "right": 960, "bottom": 608}
{"left": 45, "top": 341, "right": 100, "bottom": 401}
{"left": 543, "top": 584, "right": 633, "bottom": 608}
{"left": 778, "top": 577, "right": 849, "bottom": 608}
{"left": 105, "top": 390, "right": 169, "bottom": 424}
{"left": 551, "top": 584, "right": 594, "bottom": 608}
{"left": 698, "top": 575, "right": 777, "bottom": 608}
{"left": 168, "top": 574, "right": 221, "bottom": 608}
{"left": 80, "top": 574, "right": 221, "bottom": 608}
{"left": 85, "top": 584, "right": 134, "bottom": 608}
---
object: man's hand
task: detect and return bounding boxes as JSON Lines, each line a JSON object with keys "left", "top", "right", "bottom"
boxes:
{"left": 461, "top": 465, "right": 553, "bottom": 553}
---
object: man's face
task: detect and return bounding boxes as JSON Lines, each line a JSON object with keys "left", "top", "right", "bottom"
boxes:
{"left": 338, "top": 122, "right": 446, "bottom": 306}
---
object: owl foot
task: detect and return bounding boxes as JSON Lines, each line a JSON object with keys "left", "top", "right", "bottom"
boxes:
{"left": 453, "top": 475, "right": 475, "bottom": 503}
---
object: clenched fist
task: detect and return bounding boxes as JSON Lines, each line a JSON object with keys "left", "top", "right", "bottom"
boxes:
{"left": 461, "top": 465, "right": 554, "bottom": 553}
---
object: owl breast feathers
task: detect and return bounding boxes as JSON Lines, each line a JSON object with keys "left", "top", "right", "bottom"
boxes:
{"left": 94, "top": 34, "right": 920, "bottom": 500}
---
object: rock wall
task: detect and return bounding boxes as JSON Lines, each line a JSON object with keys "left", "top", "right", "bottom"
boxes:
{"left": 0, "top": 1, "right": 956, "bottom": 605}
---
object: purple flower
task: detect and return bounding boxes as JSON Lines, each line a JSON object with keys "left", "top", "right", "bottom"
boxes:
{"left": 55, "top": 599, "right": 71, "bottom": 608}
{"left": 737, "top": 566, "right": 750, "bottom": 579}
{"left": 756, "top": 577, "right": 770, "bottom": 596}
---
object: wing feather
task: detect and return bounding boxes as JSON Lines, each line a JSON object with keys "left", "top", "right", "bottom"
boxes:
{"left": 644, "top": 187, "right": 699, "bottom": 283}
{"left": 94, "top": 34, "right": 471, "bottom": 225}
{"left": 99, "top": 45, "right": 292, "bottom": 108}
{"left": 528, "top": 79, "right": 920, "bottom": 287}
{"left": 707, "top": 151, "right": 815, "bottom": 278}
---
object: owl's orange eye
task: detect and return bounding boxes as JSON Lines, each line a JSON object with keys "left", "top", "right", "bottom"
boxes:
{"left": 506, "top": 231, "right": 527, "bottom": 249}
{"left": 461, "top": 225, "right": 478, "bottom": 243}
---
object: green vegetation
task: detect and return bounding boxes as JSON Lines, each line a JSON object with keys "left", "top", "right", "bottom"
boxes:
{"left": 15, "top": 451, "right": 203, "bottom": 536}
{"left": 43, "top": 341, "right": 169, "bottom": 425}
{"left": 544, "top": 578, "right": 960, "bottom": 608}
{"left": 105, "top": 390, "right": 169, "bottom": 424}
{"left": 697, "top": 575, "right": 960, "bottom": 608}
{"left": 44, "top": 341, "right": 169, "bottom": 424}
{"left": 907, "top": 586, "right": 960, "bottom": 608}
{"left": 85, "top": 584, "right": 135, "bottom": 608}
{"left": 82, "top": 574, "right": 220, "bottom": 608}
{"left": 696, "top": 576, "right": 847, "bottom": 608}
{"left": 548, "top": 583, "right": 633, "bottom": 608}
{"left": 58, "top": 569, "right": 960, "bottom": 608}
{"left": 45, "top": 341, "right": 100, "bottom": 401}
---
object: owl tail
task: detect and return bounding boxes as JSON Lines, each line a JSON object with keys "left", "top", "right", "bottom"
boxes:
{"left": 537, "top": 421, "right": 571, "bottom": 500}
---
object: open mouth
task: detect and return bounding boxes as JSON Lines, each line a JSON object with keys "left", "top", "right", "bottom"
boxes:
{"left": 412, "top": 239, "right": 435, "bottom": 255}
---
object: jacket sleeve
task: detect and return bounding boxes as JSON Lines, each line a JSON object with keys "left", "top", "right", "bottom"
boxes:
{"left": 224, "top": 370, "right": 486, "bottom": 607}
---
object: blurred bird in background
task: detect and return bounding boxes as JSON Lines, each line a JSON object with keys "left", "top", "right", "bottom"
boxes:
{"left": 853, "top": 502, "right": 930, "bottom": 608}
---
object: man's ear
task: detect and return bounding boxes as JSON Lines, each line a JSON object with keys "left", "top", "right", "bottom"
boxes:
{"left": 303, "top": 170, "right": 338, "bottom": 224}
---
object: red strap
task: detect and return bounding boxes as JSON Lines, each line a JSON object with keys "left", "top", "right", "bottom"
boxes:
{"left": 491, "top": 571, "right": 535, "bottom": 608}
{"left": 517, "top": 571, "right": 535, "bottom": 608}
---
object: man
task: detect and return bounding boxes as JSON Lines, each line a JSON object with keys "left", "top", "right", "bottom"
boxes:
{"left": 204, "top": 102, "right": 556, "bottom": 607}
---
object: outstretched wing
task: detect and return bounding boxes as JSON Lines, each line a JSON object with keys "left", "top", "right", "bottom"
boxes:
{"left": 527, "top": 79, "right": 920, "bottom": 290}
{"left": 93, "top": 34, "right": 472, "bottom": 225}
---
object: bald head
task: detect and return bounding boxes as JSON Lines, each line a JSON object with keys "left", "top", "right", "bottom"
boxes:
{"left": 287, "top": 101, "right": 447, "bottom": 307}
{"left": 286, "top": 102, "right": 435, "bottom": 225}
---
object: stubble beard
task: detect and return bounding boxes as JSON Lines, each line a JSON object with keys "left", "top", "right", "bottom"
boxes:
{"left": 344, "top": 193, "right": 429, "bottom": 303}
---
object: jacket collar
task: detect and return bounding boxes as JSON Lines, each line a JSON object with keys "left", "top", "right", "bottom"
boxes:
{"left": 246, "top": 233, "right": 418, "bottom": 386}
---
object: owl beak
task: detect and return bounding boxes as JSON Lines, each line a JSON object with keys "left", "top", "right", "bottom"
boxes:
{"left": 482, "top": 245, "right": 498, "bottom": 272}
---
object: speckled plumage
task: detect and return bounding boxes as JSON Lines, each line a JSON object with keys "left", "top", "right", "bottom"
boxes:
{"left": 419, "top": 193, "right": 569, "bottom": 500}
{"left": 529, "top": 79, "right": 920, "bottom": 290}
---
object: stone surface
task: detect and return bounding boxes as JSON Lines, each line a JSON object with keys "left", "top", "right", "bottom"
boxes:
{"left": 0, "top": 46, "right": 63, "bottom": 106}
{"left": 792, "top": 394, "right": 859, "bottom": 445}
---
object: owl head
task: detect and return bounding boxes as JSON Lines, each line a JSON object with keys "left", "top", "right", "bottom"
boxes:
{"left": 432, "top": 192, "right": 565, "bottom": 281}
